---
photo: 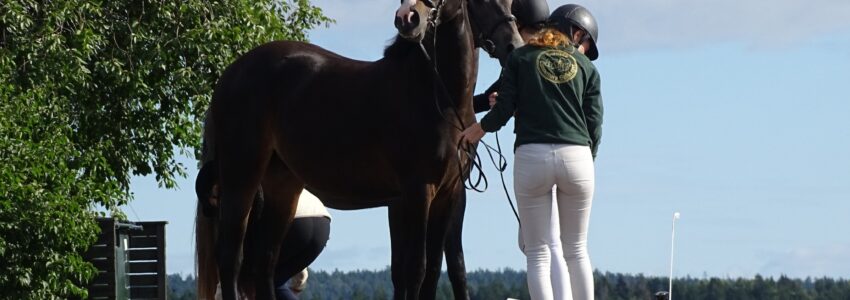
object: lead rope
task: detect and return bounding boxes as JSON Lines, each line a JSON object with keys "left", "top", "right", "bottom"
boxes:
{"left": 417, "top": 34, "right": 521, "bottom": 225}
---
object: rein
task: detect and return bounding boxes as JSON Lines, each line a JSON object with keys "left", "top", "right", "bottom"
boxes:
{"left": 415, "top": 7, "right": 521, "bottom": 224}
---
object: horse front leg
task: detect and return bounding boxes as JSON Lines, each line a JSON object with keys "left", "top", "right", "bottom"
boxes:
{"left": 389, "top": 203, "right": 406, "bottom": 299}
{"left": 390, "top": 182, "right": 434, "bottom": 300}
{"left": 420, "top": 186, "right": 462, "bottom": 299}
{"left": 445, "top": 188, "right": 470, "bottom": 300}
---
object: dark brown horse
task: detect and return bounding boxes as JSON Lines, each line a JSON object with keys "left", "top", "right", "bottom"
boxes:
{"left": 195, "top": 0, "right": 522, "bottom": 298}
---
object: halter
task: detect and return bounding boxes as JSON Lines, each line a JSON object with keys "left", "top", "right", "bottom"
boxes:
{"left": 419, "top": 0, "right": 517, "bottom": 59}
{"left": 420, "top": 0, "right": 445, "bottom": 32}
{"left": 414, "top": 0, "right": 447, "bottom": 64}
{"left": 474, "top": 13, "right": 517, "bottom": 57}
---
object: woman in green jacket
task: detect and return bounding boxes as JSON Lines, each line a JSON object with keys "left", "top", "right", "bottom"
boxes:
{"left": 460, "top": 4, "right": 603, "bottom": 300}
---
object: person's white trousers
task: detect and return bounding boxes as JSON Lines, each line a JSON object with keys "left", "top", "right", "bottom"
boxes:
{"left": 514, "top": 144, "right": 595, "bottom": 300}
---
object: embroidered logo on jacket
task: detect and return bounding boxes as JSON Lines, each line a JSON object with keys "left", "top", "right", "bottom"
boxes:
{"left": 536, "top": 50, "right": 578, "bottom": 84}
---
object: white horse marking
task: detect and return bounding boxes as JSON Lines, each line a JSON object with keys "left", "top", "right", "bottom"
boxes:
{"left": 396, "top": 0, "right": 418, "bottom": 23}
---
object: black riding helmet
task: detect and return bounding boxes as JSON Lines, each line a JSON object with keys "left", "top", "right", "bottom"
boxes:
{"left": 548, "top": 4, "right": 599, "bottom": 60}
{"left": 512, "top": 0, "right": 549, "bottom": 29}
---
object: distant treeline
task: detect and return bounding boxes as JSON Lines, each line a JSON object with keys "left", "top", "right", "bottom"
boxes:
{"left": 168, "top": 268, "right": 850, "bottom": 300}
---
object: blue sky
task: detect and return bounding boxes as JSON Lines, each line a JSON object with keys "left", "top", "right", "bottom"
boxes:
{"left": 129, "top": 0, "right": 850, "bottom": 279}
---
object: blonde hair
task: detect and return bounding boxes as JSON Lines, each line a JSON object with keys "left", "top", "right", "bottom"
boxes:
{"left": 527, "top": 27, "right": 568, "bottom": 48}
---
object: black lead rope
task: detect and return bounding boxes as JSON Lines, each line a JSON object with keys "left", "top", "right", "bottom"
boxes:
{"left": 417, "top": 40, "right": 521, "bottom": 225}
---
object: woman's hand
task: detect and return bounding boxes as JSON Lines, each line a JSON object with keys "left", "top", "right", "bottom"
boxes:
{"left": 460, "top": 123, "right": 486, "bottom": 145}
{"left": 488, "top": 92, "right": 498, "bottom": 108}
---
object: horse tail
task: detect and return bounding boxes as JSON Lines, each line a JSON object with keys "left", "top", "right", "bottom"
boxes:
{"left": 196, "top": 199, "right": 219, "bottom": 299}
{"left": 196, "top": 109, "right": 219, "bottom": 299}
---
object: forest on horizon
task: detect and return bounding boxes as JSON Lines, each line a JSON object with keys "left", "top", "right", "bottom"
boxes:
{"left": 168, "top": 268, "right": 850, "bottom": 299}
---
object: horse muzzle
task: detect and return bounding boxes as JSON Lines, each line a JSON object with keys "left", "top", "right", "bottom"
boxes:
{"left": 394, "top": 1, "right": 431, "bottom": 42}
{"left": 394, "top": 9, "right": 421, "bottom": 36}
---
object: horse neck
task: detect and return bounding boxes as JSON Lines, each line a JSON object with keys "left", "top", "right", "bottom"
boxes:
{"left": 432, "top": 5, "right": 477, "bottom": 116}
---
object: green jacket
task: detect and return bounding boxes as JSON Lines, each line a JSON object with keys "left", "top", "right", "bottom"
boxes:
{"left": 480, "top": 44, "right": 603, "bottom": 158}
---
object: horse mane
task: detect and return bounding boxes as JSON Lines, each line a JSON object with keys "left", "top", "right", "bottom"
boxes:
{"left": 383, "top": 35, "right": 420, "bottom": 59}
{"left": 383, "top": 6, "right": 462, "bottom": 59}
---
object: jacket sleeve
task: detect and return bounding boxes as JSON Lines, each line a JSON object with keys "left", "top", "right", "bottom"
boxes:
{"left": 480, "top": 54, "right": 518, "bottom": 132}
{"left": 473, "top": 77, "right": 502, "bottom": 113}
{"left": 583, "top": 68, "right": 603, "bottom": 159}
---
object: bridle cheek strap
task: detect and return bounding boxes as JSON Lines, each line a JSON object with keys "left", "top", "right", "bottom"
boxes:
{"left": 477, "top": 15, "right": 516, "bottom": 56}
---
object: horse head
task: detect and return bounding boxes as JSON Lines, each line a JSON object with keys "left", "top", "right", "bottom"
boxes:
{"left": 395, "top": 0, "right": 522, "bottom": 64}
{"left": 394, "top": 0, "right": 437, "bottom": 42}
{"left": 467, "top": 0, "right": 524, "bottom": 65}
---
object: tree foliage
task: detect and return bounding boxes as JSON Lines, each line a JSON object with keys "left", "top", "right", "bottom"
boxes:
{"left": 0, "top": 0, "right": 331, "bottom": 297}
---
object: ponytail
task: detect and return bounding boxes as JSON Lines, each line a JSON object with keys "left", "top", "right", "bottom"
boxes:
{"left": 527, "top": 27, "right": 568, "bottom": 48}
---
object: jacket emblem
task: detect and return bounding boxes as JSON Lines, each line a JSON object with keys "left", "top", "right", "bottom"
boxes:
{"left": 536, "top": 49, "right": 578, "bottom": 84}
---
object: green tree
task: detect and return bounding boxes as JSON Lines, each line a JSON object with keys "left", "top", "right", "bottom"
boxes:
{"left": 705, "top": 277, "right": 727, "bottom": 300}
{"left": 595, "top": 271, "right": 612, "bottom": 300}
{"left": 0, "top": 0, "right": 331, "bottom": 298}
{"left": 630, "top": 274, "right": 652, "bottom": 299}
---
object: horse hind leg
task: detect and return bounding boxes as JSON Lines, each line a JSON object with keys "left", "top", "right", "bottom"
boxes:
{"left": 215, "top": 125, "right": 274, "bottom": 300}
{"left": 236, "top": 185, "right": 267, "bottom": 298}
{"left": 250, "top": 156, "right": 304, "bottom": 299}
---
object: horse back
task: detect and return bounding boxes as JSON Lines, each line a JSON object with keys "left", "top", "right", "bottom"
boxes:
{"left": 211, "top": 40, "right": 459, "bottom": 201}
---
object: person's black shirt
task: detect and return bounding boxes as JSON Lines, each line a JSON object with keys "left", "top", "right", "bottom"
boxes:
{"left": 473, "top": 77, "right": 502, "bottom": 113}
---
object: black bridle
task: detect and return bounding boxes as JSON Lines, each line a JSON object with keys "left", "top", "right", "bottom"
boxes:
{"left": 419, "top": 0, "right": 517, "bottom": 58}
{"left": 473, "top": 13, "right": 517, "bottom": 57}
{"left": 421, "top": 0, "right": 445, "bottom": 31}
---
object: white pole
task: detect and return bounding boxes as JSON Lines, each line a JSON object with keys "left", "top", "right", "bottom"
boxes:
{"left": 669, "top": 212, "right": 680, "bottom": 300}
